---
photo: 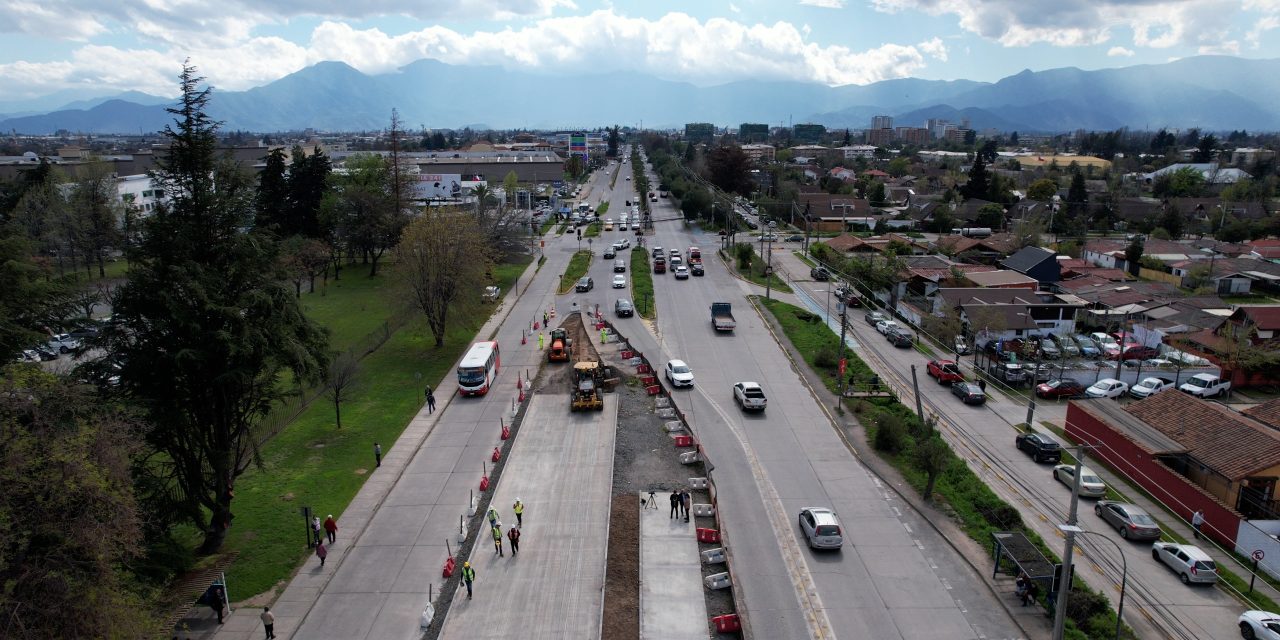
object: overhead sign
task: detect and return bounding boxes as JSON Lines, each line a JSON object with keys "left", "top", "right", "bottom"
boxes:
{"left": 414, "top": 174, "right": 486, "bottom": 200}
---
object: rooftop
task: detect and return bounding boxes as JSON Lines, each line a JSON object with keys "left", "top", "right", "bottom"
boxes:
{"left": 1244, "top": 398, "right": 1280, "bottom": 431}
{"left": 1125, "top": 390, "right": 1280, "bottom": 480}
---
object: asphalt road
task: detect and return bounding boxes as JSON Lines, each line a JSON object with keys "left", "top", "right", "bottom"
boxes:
{"left": 575, "top": 154, "right": 1026, "bottom": 640}
{"left": 778, "top": 247, "right": 1250, "bottom": 640}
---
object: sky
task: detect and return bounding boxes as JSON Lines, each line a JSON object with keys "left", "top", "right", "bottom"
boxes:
{"left": 2, "top": 0, "right": 1279, "bottom": 101}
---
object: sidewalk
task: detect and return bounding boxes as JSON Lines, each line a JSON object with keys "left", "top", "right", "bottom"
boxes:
{"left": 210, "top": 238, "right": 574, "bottom": 640}
{"left": 437, "top": 393, "right": 618, "bottom": 639}
{"left": 638, "top": 492, "right": 707, "bottom": 640}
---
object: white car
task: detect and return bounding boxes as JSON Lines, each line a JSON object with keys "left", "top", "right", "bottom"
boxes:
{"left": 673, "top": 265, "right": 690, "bottom": 279}
{"left": 1239, "top": 610, "right": 1280, "bottom": 639}
{"left": 1129, "top": 377, "right": 1174, "bottom": 399}
{"left": 733, "top": 381, "right": 767, "bottom": 412}
{"left": 47, "top": 333, "right": 82, "bottom": 354}
{"left": 1152, "top": 542, "right": 1218, "bottom": 585}
{"left": 665, "top": 360, "right": 694, "bottom": 387}
{"left": 612, "top": 275, "right": 627, "bottom": 289}
{"left": 1086, "top": 378, "right": 1129, "bottom": 399}
{"left": 614, "top": 238, "right": 630, "bottom": 249}
{"left": 1052, "top": 464, "right": 1107, "bottom": 498}
{"left": 798, "top": 507, "right": 844, "bottom": 550}
{"left": 875, "top": 319, "right": 900, "bottom": 335}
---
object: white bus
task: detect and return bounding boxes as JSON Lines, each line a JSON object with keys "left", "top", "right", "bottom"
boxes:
{"left": 457, "top": 341, "right": 501, "bottom": 396}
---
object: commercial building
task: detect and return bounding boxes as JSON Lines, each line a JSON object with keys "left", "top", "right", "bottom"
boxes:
{"left": 792, "top": 123, "right": 826, "bottom": 144}
{"left": 865, "top": 128, "right": 894, "bottom": 146}
{"left": 738, "top": 123, "right": 769, "bottom": 143}
{"left": 684, "top": 123, "right": 715, "bottom": 146}
{"left": 871, "top": 115, "right": 894, "bottom": 130}
{"left": 740, "top": 144, "right": 776, "bottom": 164}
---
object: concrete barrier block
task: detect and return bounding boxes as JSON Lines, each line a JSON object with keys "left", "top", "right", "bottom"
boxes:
{"left": 663, "top": 421, "right": 685, "bottom": 433}
{"left": 679, "top": 450, "right": 701, "bottom": 464}
{"left": 701, "top": 547, "right": 727, "bottom": 565}
{"left": 689, "top": 477, "right": 708, "bottom": 489}
{"left": 456, "top": 522, "right": 468, "bottom": 544}
{"left": 693, "top": 503, "right": 715, "bottom": 517}
{"left": 704, "top": 572, "right": 732, "bottom": 590}
{"left": 657, "top": 408, "right": 676, "bottom": 419}
{"left": 655, "top": 396, "right": 671, "bottom": 408}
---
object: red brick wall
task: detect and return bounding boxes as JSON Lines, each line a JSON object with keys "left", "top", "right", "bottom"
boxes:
{"left": 1065, "top": 402, "right": 1242, "bottom": 546}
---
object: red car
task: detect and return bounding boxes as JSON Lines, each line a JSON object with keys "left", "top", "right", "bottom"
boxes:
{"left": 1035, "top": 379, "right": 1087, "bottom": 399}
{"left": 926, "top": 359, "right": 964, "bottom": 384}
{"left": 1108, "top": 345, "right": 1158, "bottom": 361}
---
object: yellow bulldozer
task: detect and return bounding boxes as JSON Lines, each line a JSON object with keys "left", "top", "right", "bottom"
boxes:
{"left": 570, "top": 361, "right": 605, "bottom": 412}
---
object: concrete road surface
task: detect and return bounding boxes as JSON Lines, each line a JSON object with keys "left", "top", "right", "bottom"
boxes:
{"left": 438, "top": 394, "right": 617, "bottom": 639}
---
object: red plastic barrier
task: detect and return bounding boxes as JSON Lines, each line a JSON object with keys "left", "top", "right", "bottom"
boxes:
{"left": 442, "top": 556, "right": 456, "bottom": 578}
{"left": 533, "top": 321, "right": 540, "bottom": 330}
{"left": 697, "top": 528, "right": 721, "bottom": 543}
{"left": 673, "top": 435, "right": 695, "bottom": 447}
{"left": 640, "top": 375, "right": 657, "bottom": 385}
{"left": 491, "top": 446, "right": 501, "bottom": 462}
{"left": 518, "top": 388, "right": 526, "bottom": 402}
{"left": 621, "top": 350, "right": 634, "bottom": 359}
{"left": 712, "top": 614, "right": 741, "bottom": 633}
{"left": 645, "top": 385, "right": 661, "bottom": 396}
{"left": 636, "top": 364, "right": 651, "bottom": 374}
{"left": 479, "top": 475, "right": 490, "bottom": 491}
{"left": 501, "top": 425, "right": 511, "bottom": 440}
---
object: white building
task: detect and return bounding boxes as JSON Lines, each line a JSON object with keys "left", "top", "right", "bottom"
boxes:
{"left": 838, "top": 145, "right": 878, "bottom": 159}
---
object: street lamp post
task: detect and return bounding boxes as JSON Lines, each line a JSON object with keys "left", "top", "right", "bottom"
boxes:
{"left": 1075, "top": 530, "right": 1129, "bottom": 640}
{"left": 764, "top": 220, "right": 777, "bottom": 301}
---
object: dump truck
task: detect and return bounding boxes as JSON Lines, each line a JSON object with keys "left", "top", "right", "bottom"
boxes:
{"left": 548, "top": 327, "right": 571, "bottom": 362}
{"left": 711, "top": 302, "right": 736, "bottom": 332}
{"left": 571, "top": 361, "right": 605, "bottom": 411}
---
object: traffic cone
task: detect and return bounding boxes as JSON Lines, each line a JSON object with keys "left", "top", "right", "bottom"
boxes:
{"left": 492, "top": 446, "right": 501, "bottom": 462}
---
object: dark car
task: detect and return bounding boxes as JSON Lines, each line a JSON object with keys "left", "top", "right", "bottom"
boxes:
{"left": 614, "top": 298, "right": 634, "bottom": 317}
{"left": 886, "top": 329, "right": 913, "bottom": 348}
{"left": 68, "top": 325, "right": 101, "bottom": 340}
{"left": 785, "top": 234, "right": 804, "bottom": 242}
{"left": 575, "top": 276, "right": 594, "bottom": 292}
{"left": 1035, "top": 379, "right": 1086, "bottom": 399}
{"left": 951, "top": 382, "right": 986, "bottom": 405}
{"left": 1015, "top": 432, "right": 1062, "bottom": 463}
{"left": 691, "top": 262, "right": 705, "bottom": 276}
{"left": 603, "top": 248, "right": 616, "bottom": 259}
{"left": 613, "top": 259, "right": 627, "bottom": 273}
{"left": 810, "top": 266, "right": 831, "bottom": 281}
{"left": 1094, "top": 501, "right": 1162, "bottom": 541}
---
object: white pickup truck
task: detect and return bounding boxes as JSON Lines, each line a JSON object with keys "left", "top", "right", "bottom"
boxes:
{"left": 1179, "top": 373, "right": 1230, "bottom": 398}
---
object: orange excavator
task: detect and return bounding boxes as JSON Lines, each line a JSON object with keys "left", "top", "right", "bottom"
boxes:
{"left": 548, "top": 327, "right": 571, "bottom": 362}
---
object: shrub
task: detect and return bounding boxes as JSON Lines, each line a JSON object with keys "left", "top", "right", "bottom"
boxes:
{"left": 873, "top": 412, "right": 907, "bottom": 454}
{"left": 814, "top": 344, "right": 839, "bottom": 369}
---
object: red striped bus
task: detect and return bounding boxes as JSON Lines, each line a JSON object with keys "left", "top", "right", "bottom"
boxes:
{"left": 457, "top": 341, "right": 500, "bottom": 396}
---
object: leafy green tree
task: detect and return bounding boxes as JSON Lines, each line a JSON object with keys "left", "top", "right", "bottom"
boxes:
{"left": 705, "top": 143, "right": 753, "bottom": 196}
{"left": 974, "top": 203, "right": 1005, "bottom": 229}
{"left": 1152, "top": 166, "right": 1206, "bottom": 198}
{"left": 1159, "top": 205, "right": 1185, "bottom": 239}
{"left": 0, "top": 226, "right": 73, "bottom": 359}
{"left": 323, "top": 154, "right": 407, "bottom": 276}
{"left": 0, "top": 369, "right": 153, "bottom": 638}
{"left": 70, "top": 160, "right": 124, "bottom": 278}
{"left": 606, "top": 125, "right": 620, "bottom": 157}
{"left": 1066, "top": 170, "right": 1089, "bottom": 219}
{"left": 913, "top": 430, "right": 952, "bottom": 501}
{"left": 398, "top": 210, "right": 492, "bottom": 347}
{"left": 1028, "top": 178, "right": 1058, "bottom": 201}
{"left": 286, "top": 146, "right": 332, "bottom": 239}
{"left": 887, "top": 157, "right": 910, "bottom": 177}
{"left": 109, "top": 63, "right": 330, "bottom": 554}
{"left": 1124, "top": 237, "right": 1144, "bottom": 276}
{"left": 867, "top": 180, "right": 887, "bottom": 206}
{"left": 1194, "top": 134, "right": 1218, "bottom": 163}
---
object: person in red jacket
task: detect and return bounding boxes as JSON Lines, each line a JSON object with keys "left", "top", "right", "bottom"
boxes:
{"left": 323, "top": 515, "right": 338, "bottom": 544}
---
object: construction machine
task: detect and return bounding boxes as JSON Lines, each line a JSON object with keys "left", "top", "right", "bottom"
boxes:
{"left": 570, "top": 361, "right": 605, "bottom": 411}
{"left": 548, "top": 327, "right": 571, "bottom": 362}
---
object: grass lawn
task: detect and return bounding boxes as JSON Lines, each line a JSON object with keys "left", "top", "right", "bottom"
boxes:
{"left": 731, "top": 246, "right": 792, "bottom": 293}
{"left": 208, "top": 257, "right": 529, "bottom": 600}
{"left": 300, "top": 263, "right": 401, "bottom": 350}
{"left": 558, "top": 250, "right": 594, "bottom": 294}
{"left": 793, "top": 251, "right": 816, "bottom": 268}
{"left": 540, "top": 217, "right": 557, "bottom": 235}
{"left": 630, "top": 247, "right": 656, "bottom": 320}
{"left": 584, "top": 221, "right": 602, "bottom": 238}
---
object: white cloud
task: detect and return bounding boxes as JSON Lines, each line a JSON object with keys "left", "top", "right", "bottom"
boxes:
{"left": 799, "top": 0, "right": 846, "bottom": 7}
{"left": 1198, "top": 40, "right": 1240, "bottom": 54}
{"left": 729, "top": 2, "right": 741, "bottom": 13}
{"left": 0, "top": 9, "right": 947, "bottom": 99}
{"left": 1107, "top": 46, "right": 1134, "bottom": 56}
{"left": 1247, "top": 15, "right": 1280, "bottom": 47}
{"left": 870, "top": 0, "right": 1255, "bottom": 50}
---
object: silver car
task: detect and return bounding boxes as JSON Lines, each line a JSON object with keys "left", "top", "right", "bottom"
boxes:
{"left": 1152, "top": 542, "right": 1218, "bottom": 584}
{"left": 1094, "top": 501, "right": 1162, "bottom": 540}
{"left": 1053, "top": 464, "right": 1107, "bottom": 498}
{"left": 798, "top": 507, "right": 844, "bottom": 550}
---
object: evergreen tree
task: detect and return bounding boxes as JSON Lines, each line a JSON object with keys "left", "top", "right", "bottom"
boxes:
{"left": 961, "top": 155, "right": 991, "bottom": 201}
{"left": 255, "top": 147, "right": 289, "bottom": 233}
{"left": 287, "top": 146, "right": 331, "bottom": 239}
{"left": 108, "top": 63, "right": 330, "bottom": 554}
{"left": 1066, "top": 170, "right": 1089, "bottom": 219}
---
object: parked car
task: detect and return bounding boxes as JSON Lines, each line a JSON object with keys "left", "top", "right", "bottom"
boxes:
{"left": 673, "top": 265, "right": 690, "bottom": 279}
{"left": 1152, "top": 542, "right": 1218, "bottom": 584}
{"left": 1129, "top": 377, "right": 1174, "bottom": 399}
{"left": 665, "top": 360, "right": 694, "bottom": 388}
{"left": 733, "top": 381, "right": 767, "bottom": 412}
{"left": 1049, "top": 334, "right": 1079, "bottom": 358}
{"left": 1015, "top": 432, "right": 1063, "bottom": 463}
{"left": 612, "top": 275, "right": 627, "bottom": 289}
{"left": 950, "top": 382, "right": 987, "bottom": 405}
{"left": 575, "top": 276, "right": 594, "bottom": 292}
{"left": 27, "top": 345, "right": 57, "bottom": 361}
{"left": 875, "top": 319, "right": 900, "bottom": 335}
{"left": 810, "top": 266, "right": 831, "bottom": 281}
{"left": 864, "top": 311, "right": 886, "bottom": 326}
{"left": 1052, "top": 464, "right": 1107, "bottom": 498}
{"left": 482, "top": 286, "right": 502, "bottom": 303}
{"left": 1094, "top": 501, "right": 1162, "bottom": 540}
{"left": 1238, "top": 610, "right": 1280, "bottom": 640}
{"left": 1086, "top": 378, "right": 1129, "bottom": 399}
{"left": 68, "top": 325, "right": 101, "bottom": 340}
{"left": 46, "top": 333, "right": 82, "bottom": 354}
{"left": 927, "top": 359, "right": 964, "bottom": 384}
{"left": 1090, "top": 332, "right": 1121, "bottom": 358}
{"left": 1179, "top": 373, "right": 1230, "bottom": 398}
{"left": 1036, "top": 379, "right": 1086, "bottom": 399}
{"left": 1110, "top": 344, "right": 1159, "bottom": 361}
{"left": 1037, "top": 338, "right": 1061, "bottom": 359}
{"left": 785, "top": 234, "right": 804, "bottom": 242}
{"left": 1027, "top": 362, "right": 1055, "bottom": 382}
{"left": 886, "top": 330, "right": 913, "bottom": 348}
{"left": 990, "top": 362, "right": 1028, "bottom": 385}
{"left": 690, "top": 263, "right": 704, "bottom": 276}
{"left": 1072, "top": 335, "right": 1102, "bottom": 359}
{"left": 797, "top": 507, "right": 844, "bottom": 550}
{"left": 15, "top": 349, "right": 41, "bottom": 363}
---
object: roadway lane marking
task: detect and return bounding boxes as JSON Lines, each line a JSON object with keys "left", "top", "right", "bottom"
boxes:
{"left": 914, "top": 539, "right": 925, "bottom": 550}
{"left": 902, "top": 522, "right": 913, "bottom": 534}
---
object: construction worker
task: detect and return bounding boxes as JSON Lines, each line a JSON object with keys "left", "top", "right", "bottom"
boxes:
{"left": 492, "top": 525, "right": 504, "bottom": 557}
{"left": 462, "top": 562, "right": 476, "bottom": 599}
{"left": 487, "top": 506, "right": 500, "bottom": 529}
{"left": 538, "top": 332, "right": 545, "bottom": 350}
{"left": 512, "top": 498, "right": 524, "bottom": 526}
{"left": 508, "top": 525, "right": 521, "bottom": 556}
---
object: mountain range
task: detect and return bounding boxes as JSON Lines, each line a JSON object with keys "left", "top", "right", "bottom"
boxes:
{"left": 2, "top": 55, "right": 1279, "bottom": 135}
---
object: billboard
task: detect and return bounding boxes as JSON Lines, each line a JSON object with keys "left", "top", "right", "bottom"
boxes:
{"left": 414, "top": 174, "right": 486, "bottom": 200}
{"left": 569, "top": 133, "right": 588, "bottom": 160}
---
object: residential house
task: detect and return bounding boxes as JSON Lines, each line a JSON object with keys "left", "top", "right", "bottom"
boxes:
{"left": 999, "top": 246, "right": 1061, "bottom": 285}
{"left": 953, "top": 198, "right": 1000, "bottom": 224}
{"left": 934, "top": 233, "right": 1018, "bottom": 263}
{"left": 790, "top": 145, "right": 839, "bottom": 163}
{"left": 1248, "top": 239, "right": 1280, "bottom": 262}
{"left": 740, "top": 144, "right": 776, "bottom": 164}
{"left": 935, "top": 287, "right": 1084, "bottom": 339}
{"left": 1231, "top": 148, "right": 1277, "bottom": 167}
{"left": 1179, "top": 305, "right": 1280, "bottom": 388}
{"left": 821, "top": 233, "right": 927, "bottom": 255}
{"left": 796, "top": 192, "right": 873, "bottom": 232}
{"left": 964, "top": 270, "right": 1039, "bottom": 290}
{"left": 1243, "top": 398, "right": 1280, "bottom": 431}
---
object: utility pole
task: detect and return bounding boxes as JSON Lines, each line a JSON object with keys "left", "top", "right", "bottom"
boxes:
{"left": 1114, "top": 310, "right": 1131, "bottom": 379}
{"left": 1052, "top": 445, "right": 1086, "bottom": 640}
{"left": 910, "top": 365, "right": 924, "bottom": 421}
{"left": 1025, "top": 349, "right": 1041, "bottom": 426}
{"left": 838, "top": 307, "right": 849, "bottom": 397}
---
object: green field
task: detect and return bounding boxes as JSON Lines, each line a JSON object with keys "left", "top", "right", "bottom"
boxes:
{"left": 209, "top": 257, "right": 530, "bottom": 600}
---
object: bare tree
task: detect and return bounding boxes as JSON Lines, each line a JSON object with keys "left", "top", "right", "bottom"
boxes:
{"left": 324, "top": 351, "right": 361, "bottom": 429}
{"left": 469, "top": 182, "right": 526, "bottom": 255}
{"left": 398, "top": 210, "right": 492, "bottom": 346}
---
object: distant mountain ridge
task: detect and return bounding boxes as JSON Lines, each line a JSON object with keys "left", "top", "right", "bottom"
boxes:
{"left": 2, "top": 55, "right": 1278, "bottom": 134}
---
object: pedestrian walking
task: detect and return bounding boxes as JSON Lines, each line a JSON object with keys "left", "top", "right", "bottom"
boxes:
{"left": 681, "top": 489, "right": 691, "bottom": 522}
{"left": 492, "top": 525, "right": 504, "bottom": 557}
{"left": 311, "top": 515, "right": 323, "bottom": 546}
{"left": 427, "top": 390, "right": 436, "bottom": 414}
{"left": 323, "top": 514, "right": 337, "bottom": 544}
{"left": 513, "top": 498, "right": 524, "bottom": 526}
{"left": 487, "top": 506, "right": 500, "bottom": 529}
{"left": 508, "top": 526, "right": 521, "bottom": 556}
{"left": 462, "top": 562, "right": 476, "bottom": 599}
{"left": 210, "top": 586, "right": 226, "bottom": 624}
{"left": 977, "top": 378, "right": 987, "bottom": 392}
{"left": 374, "top": 442, "right": 382, "bottom": 467}
{"left": 1192, "top": 510, "right": 1205, "bottom": 539}
{"left": 316, "top": 540, "right": 328, "bottom": 567}
{"left": 260, "top": 607, "right": 276, "bottom": 639}
{"left": 669, "top": 490, "right": 680, "bottom": 519}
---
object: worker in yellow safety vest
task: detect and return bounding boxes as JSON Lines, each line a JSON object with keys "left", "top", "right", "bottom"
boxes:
{"left": 462, "top": 562, "right": 476, "bottom": 599}
{"left": 513, "top": 498, "right": 524, "bottom": 526}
